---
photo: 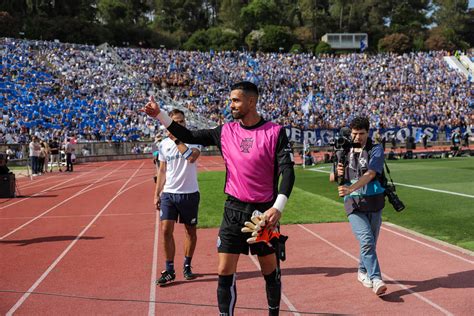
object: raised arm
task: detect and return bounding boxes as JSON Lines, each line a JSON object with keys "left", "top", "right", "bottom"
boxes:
{"left": 143, "top": 96, "right": 221, "bottom": 147}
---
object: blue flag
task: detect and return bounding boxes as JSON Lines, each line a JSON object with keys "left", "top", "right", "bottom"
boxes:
{"left": 360, "top": 39, "right": 367, "bottom": 52}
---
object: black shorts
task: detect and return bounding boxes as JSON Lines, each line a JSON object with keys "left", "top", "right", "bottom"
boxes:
{"left": 160, "top": 191, "right": 200, "bottom": 225}
{"left": 217, "top": 198, "right": 275, "bottom": 256}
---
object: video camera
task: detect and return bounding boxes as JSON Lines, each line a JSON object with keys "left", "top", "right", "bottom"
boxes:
{"left": 331, "top": 127, "right": 358, "bottom": 185}
{"left": 332, "top": 127, "right": 353, "bottom": 151}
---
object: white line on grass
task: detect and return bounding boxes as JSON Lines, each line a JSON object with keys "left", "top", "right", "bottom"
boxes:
{"left": 0, "top": 163, "right": 127, "bottom": 240}
{"left": 306, "top": 168, "right": 474, "bottom": 198}
{"left": 247, "top": 255, "right": 301, "bottom": 316}
{"left": 298, "top": 224, "right": 454, "bottom": 316}
{"left": 393, "top": 182, "right": 474, "bottom": 198}
{"left": 6, "top": 163, "right": 144, "bottom": 315}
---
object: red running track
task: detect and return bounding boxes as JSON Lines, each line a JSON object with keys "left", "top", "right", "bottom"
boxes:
{"left": 0, "top": 158, "right": 473, "bottom": 315}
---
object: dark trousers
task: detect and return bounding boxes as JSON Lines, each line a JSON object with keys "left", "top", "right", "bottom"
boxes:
{"left": 66, "top": 153, "right": 73, "bottom": 171}
{"left": 30, "top": 156, "right": 39, "bottom": 174}
{"left": 38, "top": 157, "right": 45, "bottom": 173}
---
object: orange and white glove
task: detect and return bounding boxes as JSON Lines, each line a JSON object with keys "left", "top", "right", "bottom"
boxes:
{"left": 241, "top": 211, "right": 281, "bottom": 247}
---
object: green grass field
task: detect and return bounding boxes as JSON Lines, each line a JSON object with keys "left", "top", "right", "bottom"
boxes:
{"left": 198, "top": 157, "right": 474, "bottom": 251}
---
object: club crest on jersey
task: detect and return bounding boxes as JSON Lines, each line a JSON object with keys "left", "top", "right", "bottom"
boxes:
{"left": 240, "top": 138, "right": 253, "bottom": 153}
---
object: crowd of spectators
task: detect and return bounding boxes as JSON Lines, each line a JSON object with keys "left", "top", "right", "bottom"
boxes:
{"left": 120, "top": 48, "right": 472, "bottom": 131}
{"left": 1, "top": 37, "right": 472, "bottom": 147}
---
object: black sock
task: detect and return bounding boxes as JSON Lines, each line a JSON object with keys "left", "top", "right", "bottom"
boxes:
{"left": 165, "top": 260, "right": 174, "bottom": 273}
{"left": 184, "top": 256, "right": 192, "bottom": 268}
{"left": 217, "top": 274, "right": 236, "bottom": 315}
{"left": 264, "top": 269, "right": 281, "bottom": 316}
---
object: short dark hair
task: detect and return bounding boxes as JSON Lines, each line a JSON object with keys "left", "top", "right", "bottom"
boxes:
{"left": 230, "top": 81, "right": 259, "bottom": 97}
{"left": 350, "top": 116, "right": 370, "bottom": 131}
{"left": 168, "top": 109, "right": 185, "bottom": 117}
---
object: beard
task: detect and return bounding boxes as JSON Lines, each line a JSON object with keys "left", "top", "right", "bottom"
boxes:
{"left": 231, "top": 110, "right": 243, "bottom": 119}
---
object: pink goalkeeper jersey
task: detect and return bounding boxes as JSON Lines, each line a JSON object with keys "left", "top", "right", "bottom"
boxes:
{"left": 221, "top": 121, "right": 282, "bottom": 203}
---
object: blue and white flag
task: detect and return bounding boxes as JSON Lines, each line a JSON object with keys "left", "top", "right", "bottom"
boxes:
{"left": 301, "top": 91, "right": 313, "bottom": 115}
{"left": 360, "top": 39, "right": 367, "bottom": 52}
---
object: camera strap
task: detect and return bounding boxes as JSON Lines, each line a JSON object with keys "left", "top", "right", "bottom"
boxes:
{"left": 366, "top": 140, "right": 394, "bottom": 189}
{"left": 382, "top": 161, "right": 396, "bottom": 189}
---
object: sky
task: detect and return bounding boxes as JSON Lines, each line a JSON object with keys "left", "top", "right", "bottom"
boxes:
{"left": 470, "top": 0, "right": 474, "bottom": 9}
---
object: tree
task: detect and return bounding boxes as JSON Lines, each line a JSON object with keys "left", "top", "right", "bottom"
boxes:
{"left": 293, "top": 26, "right": 314, "bottom": 46}
{"left": 315, "top": 40, "right": 333, "bottom": 54}
{"left": 182, "top": 29, "right": 209, "bottom": 51}
{"left": 207, "top": 27, "right": 240, "bottom": 50}
{"left": 0, "top": 11, "right": 19, "bottom": 37}
{"left": 154, "top": 0, "right": 210, "bottom": 35}
{"left": 240, "top": 0, "right": 282, "bottom": 34}
{"left": 218, "top": 0, "right": 245, "bottom": 29}
{"left": 183, "top": 27, "right": 240, "bottom": 51}
{"left": 246, "top": 24, "right": 297, "bottom": 52}
{"left": 299, "top": 0, "right": 333, "bottom": 41}
{"left": 432, "top": 0, "right": 471, "bottom": 48}
{"left": 378, "top": 33, "right": 411, "bottom": 53}
{"left": 388, "top": 0, "right": 431, "bottom": 37}
{"left": 98, "top": 0, "right": 151, "bottom": 26}
{"left": 0, "top": 0, "right": 28, "bottom": 18}
{"left": 245, "top": 29, "right": 264, "bottom": 51}
{"left": 424, "top": 29, "right": 456, "bottom": 51}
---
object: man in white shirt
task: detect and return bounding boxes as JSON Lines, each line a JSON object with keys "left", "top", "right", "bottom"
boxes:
{"left": 154, "top": 109, "right": 201, "bottom": 286}
{"left": 29, "top": 136, "right": 41, "bottom": 175}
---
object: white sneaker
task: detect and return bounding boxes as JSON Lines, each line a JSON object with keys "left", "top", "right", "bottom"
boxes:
{"left": 357, "top": 271, "right": 372, "bottom": 288}
{"left": 372, "top": 279, "right": 387, "bottom": 296}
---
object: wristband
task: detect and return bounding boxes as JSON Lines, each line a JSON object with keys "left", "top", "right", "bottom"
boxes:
{"left": 156, "top": 111, "right": 173, "bottom": 127}
{"left": 272, "top": 194, "right": 288, "bottom": 213}
{"left": 182, "top": 148, "right": 193, "bottom": 159}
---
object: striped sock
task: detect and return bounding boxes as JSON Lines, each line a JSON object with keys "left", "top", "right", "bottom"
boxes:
{"left": 217, "top": 274, "right": 236, "bottom": 315}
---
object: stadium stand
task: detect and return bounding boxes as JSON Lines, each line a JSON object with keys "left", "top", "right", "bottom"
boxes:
{"left": 0, "top": 37, "right": 472, "bottom": 148}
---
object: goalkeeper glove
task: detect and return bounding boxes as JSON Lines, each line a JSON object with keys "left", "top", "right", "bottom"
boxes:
{"left": 241, "top": 211, "right": 281, "bottom": 247}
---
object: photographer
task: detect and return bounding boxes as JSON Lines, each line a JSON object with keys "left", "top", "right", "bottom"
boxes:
{"left": 329, "top": 117, "right": 387, "bottom": 296}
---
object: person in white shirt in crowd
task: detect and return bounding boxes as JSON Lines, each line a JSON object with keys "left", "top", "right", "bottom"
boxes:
{"left": 29, "top": 136, "right": 41, "bottom": 176}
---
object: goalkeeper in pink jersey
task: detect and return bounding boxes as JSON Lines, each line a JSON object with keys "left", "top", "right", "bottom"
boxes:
{"left": 144, "top": 81, "right": 295, "bottom": 316}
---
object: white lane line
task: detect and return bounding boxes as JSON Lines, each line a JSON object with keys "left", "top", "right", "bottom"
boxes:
{"left": 6, "top": 163, "right": 144, "bottom": 315}
{"left": 148, "top": 202, "right": 160, "bottom": 316}
{"left": 17, "top": 177, "right": 50, "bottom": 188}
{"left": 305, "top": 169, "right": 330, "bottom": 174}
{"left": 1, "top": 164, "right": 110, "bottom": 210}
{"left": 306, "top": 168, "right": 474, "bottom": 198}
{"left": 247, "top": 255, "right": 301, "bottom": 316}
{"left": 393, "top": 182, "right": 474, "bottom": 198}
{"left": 0, "top": 212, "right": 156, "bottom": 221}
{"left": 381, "top": 226, "right": 474, "bottom": 264}
{"left": 0, "top": 163, "right": 127, "bottom": 240}
{"left": 18, "top": 179, "right": 69, "bottom": 191}
{"left": 298, "top": 224, "right": 454, "bottom": 316}
{"left": 0, "top": 181, "right": 153, "bottom": 221}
